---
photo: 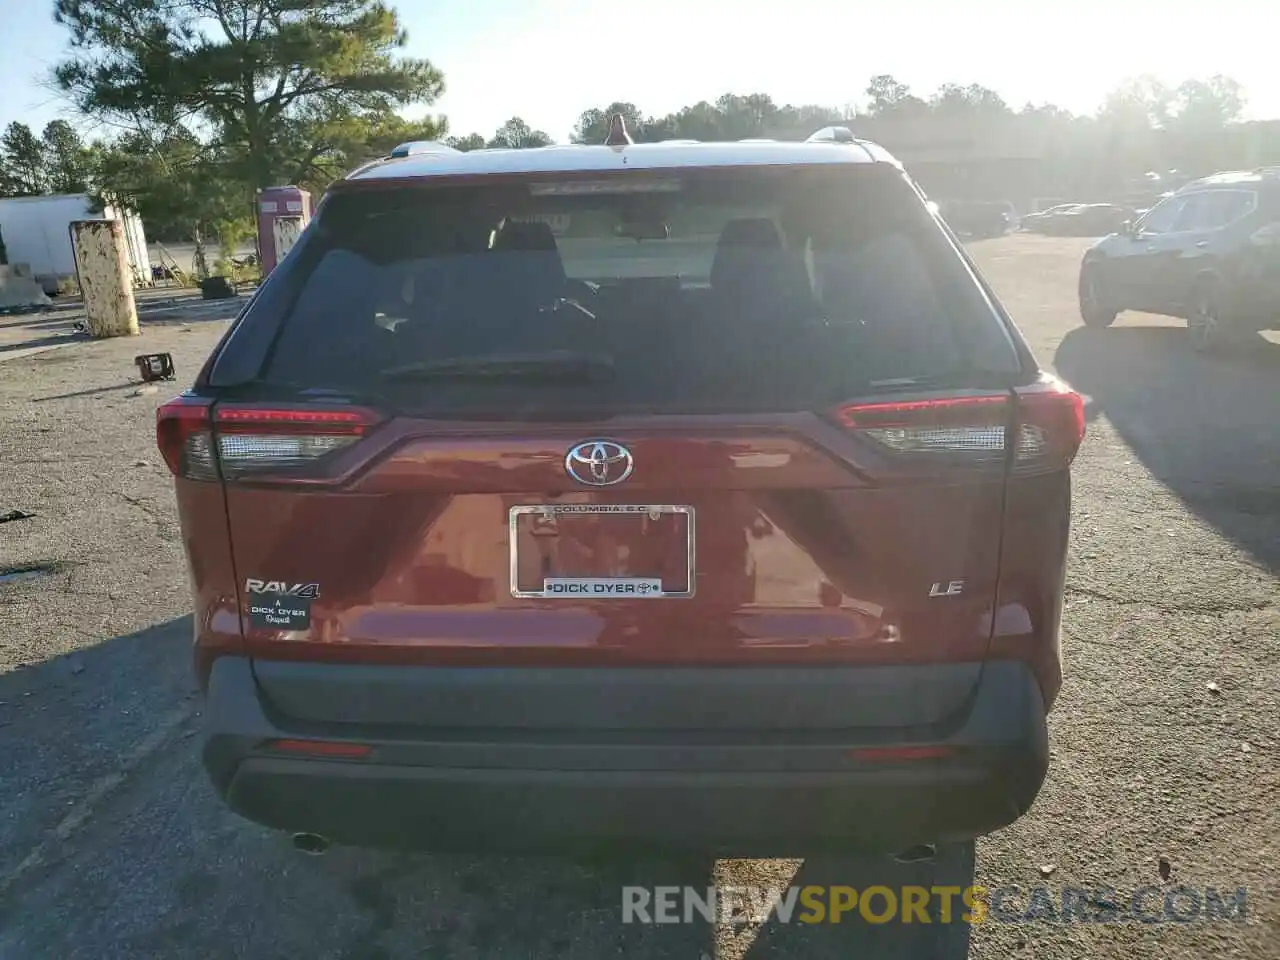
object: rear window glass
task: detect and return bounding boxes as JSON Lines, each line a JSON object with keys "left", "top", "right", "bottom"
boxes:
{"left": 249, "top": 166, "right": 1019, "bottom": 415}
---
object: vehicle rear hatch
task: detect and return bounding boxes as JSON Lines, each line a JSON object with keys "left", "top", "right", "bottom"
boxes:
{"left": 179, "top": 162, "right": 1081, "bottom": 728}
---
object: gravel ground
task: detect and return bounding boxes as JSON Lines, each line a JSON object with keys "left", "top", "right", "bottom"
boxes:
{"left": 0, "top": 235, "right": 1276, "bottom": 958}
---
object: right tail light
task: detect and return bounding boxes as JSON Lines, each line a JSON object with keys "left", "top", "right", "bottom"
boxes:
{"left": 832, "top": 376, "right": 1085, "bottom": 476}
{"left": 1012, "top": 377, "right": 1087, "bottom": 475}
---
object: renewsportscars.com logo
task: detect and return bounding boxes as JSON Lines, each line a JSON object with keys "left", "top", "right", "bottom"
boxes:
{"left": 622, "top": 885, "right": 1249, "bottom": 925}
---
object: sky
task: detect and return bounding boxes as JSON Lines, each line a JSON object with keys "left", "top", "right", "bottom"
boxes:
{"left": 2, "top": 0, "right": 1277, "bottom": 143}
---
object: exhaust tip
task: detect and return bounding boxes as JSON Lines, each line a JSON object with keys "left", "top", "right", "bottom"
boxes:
{"left": 291, "top": 832, "right": 331, "bottom": 856}
{"left": 893, "top": 843, "right": 937, "bottom": 864}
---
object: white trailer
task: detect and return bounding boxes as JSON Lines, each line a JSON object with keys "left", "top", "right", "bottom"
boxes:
{"left": 0, "top": 194, "right": 150, "bottom": 294}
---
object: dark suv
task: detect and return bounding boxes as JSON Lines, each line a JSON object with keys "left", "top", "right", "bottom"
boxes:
{"left": 160, "top": 126, "right": 1084, "bottom": 855}
{"left": 1078, "top": 169, "right": 1280, "bottom": 351}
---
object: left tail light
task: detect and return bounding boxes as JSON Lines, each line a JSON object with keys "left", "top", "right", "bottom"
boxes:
{"left": 156, "top": 396, "right": 217, "bottom": 480}
{"left": 156, "top": 399, "right": 382, "bottom": 481}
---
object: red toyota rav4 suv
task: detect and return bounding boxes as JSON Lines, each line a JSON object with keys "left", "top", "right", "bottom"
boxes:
{"left": 160, "top": 127, "right": 1083, "bottom": 855}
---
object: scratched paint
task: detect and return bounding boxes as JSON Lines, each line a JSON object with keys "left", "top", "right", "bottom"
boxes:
{"left": 70, "top": 219, "right": 139, "bottom": 338}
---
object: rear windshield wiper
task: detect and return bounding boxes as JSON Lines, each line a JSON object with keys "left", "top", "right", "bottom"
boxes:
{"left": 380, "top": 350, "right": 615, "bottom": 383}
{"left": 865, "top": 368, "right": 1019, "bottom": 393}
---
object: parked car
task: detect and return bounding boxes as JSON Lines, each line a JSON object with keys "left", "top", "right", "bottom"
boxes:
{"left": 1049, "top": 203, "right": 1134, "bottom": 237}
{"left": 938, "top": 199, "right": 1015, "bottom": 238}
{"left": 162, "top": 125, "right": 1084, "bottom": 856}
{"left": 1023, "top": 203, "right": 1132, "bottom": 237}
{"left": 1079, "top": 169, "right": 1280, "bottom": 351}
{"left": 1019, "top": 204, "right": 1081, "bottom": 233}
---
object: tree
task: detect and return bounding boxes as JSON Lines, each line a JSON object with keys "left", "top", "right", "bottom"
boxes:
{"left": 657, "top": 100, "right": 720, "bottom": 140}
{"left": 42, "top": 120, "right": 93, "bottom": 193}
{"left": 567, "top": 96, "right": 845, "bottom": 145}
{"left": 53, "top": 0, "right": 445, "bottom": 193}
{"left": 1172, "top": 76, "right": 1244, "bottom": 129}
{"left": 289, "top": 112, "right": 450, "bottom": 188}
{"left": 1092, "top": 76, "right": 1172, "bottom": 184}
{"left": 710, "top": 93, "right": 779, "bottom": 138}
{"left": 930, "top": 83, "right": 1009, "bottom": 119}
{"left": 1019, "top": 102, "right": 1074, "bottom": 122}
{"left": 0, "top": 122, "right": 49, "bottom": 195}
{"left": 487, "top": 117, "right": 552, "bottom": 149}
{"left": 571, "top": 102, "right": 646, "bottom": 143}
{"left": 91, "top": 128, "right": 243, "bottom": 244}
{"left": 1166, "top": 76, "right": 1247, "bottom": 175}
{"left": 865, "top": 74, "right": 927, "bottom": 117}
{"left": 446, "top": 132, "right": 486, "bottom": 151}
{"left": 1099, "top": 76, "right": 1172, "bottom": 128}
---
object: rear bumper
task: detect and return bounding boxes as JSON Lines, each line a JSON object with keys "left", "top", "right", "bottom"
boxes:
{"left": 202, "top": 657, "right": 1048, "bottom": 856}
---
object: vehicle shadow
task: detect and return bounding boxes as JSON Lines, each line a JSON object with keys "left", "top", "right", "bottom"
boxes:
{"left": 0, "top": 615, "right": 198, "bottom": 885}
{"left": 0, "top": 612, "right": 977, "bottom": 958}
{"left": 1055, "top": 325, "right": 1280, "bottom": 572}
{"left": 189, "top": 844, "right": 976, "bottom": 959}
{"left": 732, "top": 845, "right": 976, "bottom": 958}
{"left": 278, "top": 844, "right": 976, "bottom": 958}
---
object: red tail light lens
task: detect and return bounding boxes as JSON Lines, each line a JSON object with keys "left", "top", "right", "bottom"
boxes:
{"left": 156, "top": 396, "right": 217, "bottom": 480}
{"left": 1013, "top": 378, "right": 1086, "bottom": 474}
{"left": 212, "top": 406, "right": 378, "bottom": 479}
{"left": 156, "top": 401, "right": 381, "bottom": 480}
{"left": 834, "top": 394, "right": 1011, "bottom": 465}
{"left": 264, "top": 738, "right": 373, "bottom": 759}
{"left": 832, "top": 378, "right": 1084, "bottom": 474}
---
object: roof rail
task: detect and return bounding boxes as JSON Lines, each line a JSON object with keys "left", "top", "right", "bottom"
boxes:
{"left": 806, "top": 126, "right": 856, "bottom": 144}
{"left": 388, "top": 140, "right": 460, "bottom": 159}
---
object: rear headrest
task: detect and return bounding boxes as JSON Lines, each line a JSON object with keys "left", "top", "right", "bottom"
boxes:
{"left": 716, "top": 218, "right": 783, "bottom": 249}
{"left": 486, "top": 218, "right": 566, "bottom": 302}
{"left": 492, "top": 220, "right": 559, "bottom": 252}
{"left": 710, "top": 218, "right": 783, "bottom": 290}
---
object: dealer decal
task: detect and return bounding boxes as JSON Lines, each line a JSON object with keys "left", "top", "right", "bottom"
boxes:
{"left": 541, "top": 578, "right": 664, "bottom": 598}
{"left": 245, "top": 579, "right": 319, "bottom": 630}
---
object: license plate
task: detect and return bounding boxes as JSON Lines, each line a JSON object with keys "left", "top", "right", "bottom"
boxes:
{"left": 509, "top": 504, "right": 695, "bottom": 598}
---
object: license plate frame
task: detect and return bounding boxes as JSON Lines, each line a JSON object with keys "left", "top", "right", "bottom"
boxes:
{"left": 508, "top": 504, "right": 695, "bottom": 599}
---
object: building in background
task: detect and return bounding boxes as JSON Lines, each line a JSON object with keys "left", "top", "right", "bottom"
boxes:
{"left": 0, "top": 194, "right": 150, "bottom": 295}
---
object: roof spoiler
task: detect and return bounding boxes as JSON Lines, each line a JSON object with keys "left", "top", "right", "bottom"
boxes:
{"left": 806, "top": 126, "right": 856, "bottom": 144}
{"left": 388, "top": 140, "right": 460, "bottom": 159}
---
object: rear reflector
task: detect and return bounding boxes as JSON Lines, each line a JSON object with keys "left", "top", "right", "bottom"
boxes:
{"left": 156, "top": 401, "right": 381, "bottom": 480}
{"left": 265, "top": 739, "right": 374, "bottom": 758}
{"left": 833, "top": 378, "right": 1084, "bottom": 474}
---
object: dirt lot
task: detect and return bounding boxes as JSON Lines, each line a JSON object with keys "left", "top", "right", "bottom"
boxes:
{"left": 0, "top": 234, "right": 1276, "bottom": 959}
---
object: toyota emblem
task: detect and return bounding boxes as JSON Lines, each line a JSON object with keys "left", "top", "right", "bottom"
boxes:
{"left": 564, "top": 440, "right": 634, "bottom": 486}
